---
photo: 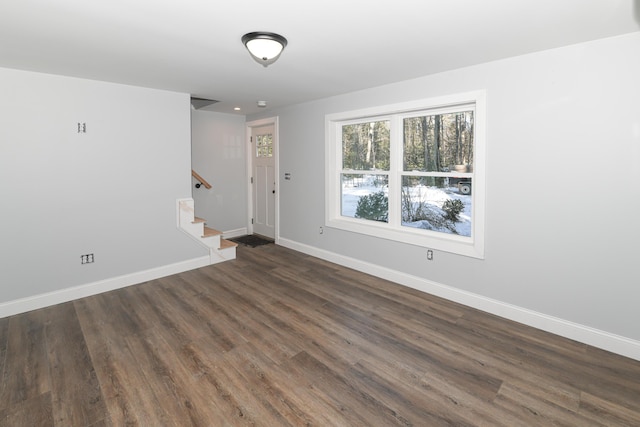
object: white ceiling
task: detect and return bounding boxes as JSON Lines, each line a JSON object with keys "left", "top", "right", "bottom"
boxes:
{"left": 1, "top": 0, "right": 639, "bottom": 115}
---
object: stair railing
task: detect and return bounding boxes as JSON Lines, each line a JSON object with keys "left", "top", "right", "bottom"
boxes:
{"left": 192, "top": 170, "right": 212, "bottom": 189}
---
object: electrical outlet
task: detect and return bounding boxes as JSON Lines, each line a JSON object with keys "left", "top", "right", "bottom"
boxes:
{"left": 319, "top": 226, "right": 324, "bottom": 234}
{"left": 427, "top": 250, "right": 433, "bottom": 261}
{"left": 81, "top": 254, "right": 94, "bottom": 264}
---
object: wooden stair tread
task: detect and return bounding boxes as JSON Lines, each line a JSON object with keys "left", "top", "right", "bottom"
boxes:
{"left": 202, "top": 226, "right": 222, "bottom": 237}
{"left": 219, "top": 238, "right": 238, "bottom": 249}
{"left": 193, "top": 217, "right": 206, "bottom": 224}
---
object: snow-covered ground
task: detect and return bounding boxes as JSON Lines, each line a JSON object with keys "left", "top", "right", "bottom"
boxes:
{"left": 342, "top": 175, "right": 471, "bottom": 236}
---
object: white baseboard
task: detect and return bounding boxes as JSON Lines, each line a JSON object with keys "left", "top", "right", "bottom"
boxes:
{"left": 278, "top": 238, "right": 640, "bottom": 362}
{"left": 222, "top": 227, "right": 248, "bottom": 239}
{"left": 0, "top": 256, "right": 210, "bottom": 319}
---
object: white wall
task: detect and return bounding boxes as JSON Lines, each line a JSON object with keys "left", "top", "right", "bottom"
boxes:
{"left": 0, "top": 68, "right": 206, "bottom": 312}
{"left": 191, "top": 110, "right": 247, "bottom": 235}
{"left": 249, "top": 32, "right": 640, "bottom": 356}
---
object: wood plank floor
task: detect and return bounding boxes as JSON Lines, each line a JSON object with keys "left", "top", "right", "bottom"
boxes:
{"left": 1, "top": 244, "right": 640, "bottom": 426}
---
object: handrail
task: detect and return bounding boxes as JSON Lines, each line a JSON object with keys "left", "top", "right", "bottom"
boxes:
{"left": 191, "top": 169, "right": 212, "bottom": 189}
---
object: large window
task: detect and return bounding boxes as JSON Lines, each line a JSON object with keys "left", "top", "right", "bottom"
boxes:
{"left": 326, "top": 91, "right": 485, "bottom": 258}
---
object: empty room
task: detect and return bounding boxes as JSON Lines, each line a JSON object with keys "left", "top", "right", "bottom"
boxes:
{"left": 1, "top": 0, "right": 640, "bottom": 425}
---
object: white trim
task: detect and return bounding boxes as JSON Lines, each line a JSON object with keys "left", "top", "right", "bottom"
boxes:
{"left": 222, "top": 227, "right": 248, "bottom": 239}
{"left": 277, "top": 237, "right": 640, "bottom": 362}
{"left": 0, "top": 256, "right": 210, "bottom": 319}
{"left": 246, "top": 116, "right": 280, "bottom": 243}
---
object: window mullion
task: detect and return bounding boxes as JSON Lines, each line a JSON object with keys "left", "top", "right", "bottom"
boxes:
{"left": 387, "top": 115, "right": 403, "bottom": 227}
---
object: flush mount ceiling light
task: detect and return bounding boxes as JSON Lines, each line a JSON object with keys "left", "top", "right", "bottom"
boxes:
{"left": 242, "top": 32, "right": 288, "bottom": 67}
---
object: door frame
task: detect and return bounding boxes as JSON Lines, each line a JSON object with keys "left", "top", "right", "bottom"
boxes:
{"left": 246, "top": 116, "right": 279, "bottom": 242}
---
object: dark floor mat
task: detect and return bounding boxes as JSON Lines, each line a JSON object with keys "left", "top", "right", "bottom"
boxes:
{"left": 229, "top": 234, "right": 274, "bottom": 248}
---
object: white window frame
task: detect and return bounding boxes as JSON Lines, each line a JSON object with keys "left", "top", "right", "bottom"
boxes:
{"left": 325, "top": 90, "right": 486, "bottom": 259}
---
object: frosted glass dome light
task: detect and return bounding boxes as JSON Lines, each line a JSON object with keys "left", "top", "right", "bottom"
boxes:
{"left": 242, "top": 32, "right": 288, "bottom": 67}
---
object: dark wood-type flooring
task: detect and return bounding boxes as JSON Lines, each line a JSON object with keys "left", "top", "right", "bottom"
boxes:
{"left": 1, "top": 244, "right": 640, "bottom": 426}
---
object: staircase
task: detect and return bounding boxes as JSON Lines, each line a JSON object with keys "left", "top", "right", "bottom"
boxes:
{"left": 177, "top": 198, "right": 237, "bottom": 264}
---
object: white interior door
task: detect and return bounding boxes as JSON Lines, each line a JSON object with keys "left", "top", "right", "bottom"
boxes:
{"left": 252, "top": 124, "right": 275, "bottom": 238}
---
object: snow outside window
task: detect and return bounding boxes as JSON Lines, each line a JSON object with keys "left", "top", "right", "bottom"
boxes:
{"left": 325, "top": 91, "right": 486, "bottom": 259}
